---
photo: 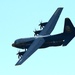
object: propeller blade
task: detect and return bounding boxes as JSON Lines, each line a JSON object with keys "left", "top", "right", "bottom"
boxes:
{"left": 33, "top": 29, "right": 37, "bottom": 33}
{"left": 16, "top": 50, "right": 20, "bottom": 55}
{"left": 39, "top": 20, "right": 42, "bottom": 26}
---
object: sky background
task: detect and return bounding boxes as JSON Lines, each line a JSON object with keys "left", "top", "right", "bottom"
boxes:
{"left": 0, "top": 0, "right": 75, "bottom": 75}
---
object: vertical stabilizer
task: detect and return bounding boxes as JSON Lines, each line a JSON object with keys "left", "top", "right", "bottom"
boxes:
{"left": 64, "top": 18, "right": 74, "bottom": 33}
{"left": 63, "top": 18, "right": 75, "bottom": 46}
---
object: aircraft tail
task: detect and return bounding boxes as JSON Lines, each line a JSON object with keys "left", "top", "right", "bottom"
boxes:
{"left": 64, "top": 18, "right": 75, "bottom": 33}
{"left": 63, "top": 18, "right": 75, "bottom": 46}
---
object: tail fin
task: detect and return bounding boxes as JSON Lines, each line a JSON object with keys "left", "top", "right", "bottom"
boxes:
{"left": 63, "top": 18, "right": 75, "bottom": 46}
{"left": 64, "top": 18, "right": 75, "bottom": 33}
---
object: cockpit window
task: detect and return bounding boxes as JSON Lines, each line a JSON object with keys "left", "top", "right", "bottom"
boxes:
{"left": 14, "top": 40, "right": 18, "bottom": 44}
{"left": 14, "top": 40, "right": 22, "bottom": 44}
{"left": 14, "top": 41, "right": 17, "bottom": 44}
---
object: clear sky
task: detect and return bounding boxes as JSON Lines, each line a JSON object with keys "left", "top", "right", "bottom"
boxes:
{"left": 0, "top": 0, "right": 75, "bottom": 75}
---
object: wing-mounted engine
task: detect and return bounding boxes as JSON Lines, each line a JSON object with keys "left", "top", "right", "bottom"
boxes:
{"left": 17, "top": 51, "right": 26, "bottom": 59}
{"left": 33, "top": 30, "right": 42, "bottom": 36}
{"left": 39, "top": 22, "right": 47, "bottom": 29}
{"left": 33, "top": 22, "right": 47, "bottom": 36}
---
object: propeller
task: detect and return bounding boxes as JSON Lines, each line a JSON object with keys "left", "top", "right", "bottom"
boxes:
{"left": 16, "top": 50, "right": 21, "bottom": 59}
{"left": 39, "top": 21, "right": 42, "bottom": 26}
{"left": 33, "top": 29, "right": 37, "bottom": 33}
{"left": 33, "top": 29, "right": 37, "bottom": 36}
{"left": 39, "top": 21, "right": 44, "bottom": 29}
{"left": 16, "top": 50, "right": 20, "bottom": 55}
{"left": 16, "top": 49, "right": 27, "bottom": 59}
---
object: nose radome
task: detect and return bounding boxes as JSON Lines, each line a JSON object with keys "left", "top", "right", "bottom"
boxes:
{"left": 12, "top": 43, "right": 15, "bottom": 47}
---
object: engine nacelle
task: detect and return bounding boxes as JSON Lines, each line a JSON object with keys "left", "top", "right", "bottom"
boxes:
{"left": 17, "top": 51, "right": 25, "bottom": 59}
{"left": 39, "top": 22, "right": 47, "bottom": 29}
{"left": 34, "top": 30, "right": 42, "bottom": 36}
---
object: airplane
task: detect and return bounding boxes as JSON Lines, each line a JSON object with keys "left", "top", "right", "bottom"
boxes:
{"left": 12, "top": 7, "right": 64, "bottom": 66}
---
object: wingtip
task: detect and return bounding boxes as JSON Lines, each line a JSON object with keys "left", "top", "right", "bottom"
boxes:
{"left": 15, "top": 64, "right": 18, "bottom": 66}
{"left": 58, "top": 7, "right": 63, "bottom": 9}
{"left": 15, "top": 63, "right": 19, "bottom": 66}
{"left": 15, "top": 63, "right": 21, "bottom": 66}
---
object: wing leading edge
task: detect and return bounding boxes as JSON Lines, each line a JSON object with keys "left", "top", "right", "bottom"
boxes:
{"left": 40, "top": 7, "right": 63, "bottom": 35}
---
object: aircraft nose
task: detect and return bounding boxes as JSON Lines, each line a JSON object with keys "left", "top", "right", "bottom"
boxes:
{"left": 12, "top": 43, "right": 15, "bottom": 47}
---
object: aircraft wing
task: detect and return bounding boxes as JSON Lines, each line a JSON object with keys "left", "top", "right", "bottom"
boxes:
{"left": 39, "top": 7, "right": 63, "bottom": 35}
{"left": 15, "top": 38, "right": 45, "bottom": 65}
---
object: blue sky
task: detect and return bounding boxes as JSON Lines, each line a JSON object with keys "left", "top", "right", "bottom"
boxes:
{"left": 0, "top": 0, "right": 75, "bottom": 75}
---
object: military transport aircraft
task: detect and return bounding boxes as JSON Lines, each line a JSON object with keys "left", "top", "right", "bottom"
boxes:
{"left": 12, "top": 7, "right": 65, "bottom": 65}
